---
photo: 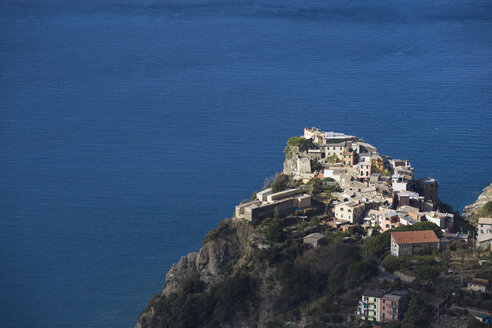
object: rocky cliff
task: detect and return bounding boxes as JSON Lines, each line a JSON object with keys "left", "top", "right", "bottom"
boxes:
{"left": 282, "top": 144, "right": 300, "bottom": 174}
{"left": 463, "top": 183, "right": 492, "bottom": 221}
{"left": 135, "top": 220, "right": 266, "bottom": 328}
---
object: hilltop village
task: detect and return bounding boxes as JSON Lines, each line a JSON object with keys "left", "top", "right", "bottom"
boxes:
{"left": 236, "top": 127, "right": 453, "bottom": 236}
{"left": 136, "top": 129, "right": 492, "bottom": 328}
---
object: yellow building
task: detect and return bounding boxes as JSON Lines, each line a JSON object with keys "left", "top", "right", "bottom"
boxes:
{"left": 358, "top": 290, "right": 384, "bottom": 322}
{"left": 342, "top": 151, "right": 354, "bottom": 166}
{"left": 371, "top": 156, "right": 384, "bottom": 173}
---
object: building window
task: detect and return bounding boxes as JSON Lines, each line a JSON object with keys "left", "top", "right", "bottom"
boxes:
{"left": 382, "top": 313, "right": 385, "bottom": 319}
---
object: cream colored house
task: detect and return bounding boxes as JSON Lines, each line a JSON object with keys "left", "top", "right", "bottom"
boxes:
{"left": 334, "top": 201, "right": 366, "bottom": 224}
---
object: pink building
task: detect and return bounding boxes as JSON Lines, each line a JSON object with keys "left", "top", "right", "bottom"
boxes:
{"left": 380, "top": 212, "right": 400, "bottom": 232}
{"left": 380, "top": 291, "right": 409, "bottom": 322}
{"left": 357, "top": 162, "right": 371, "bottom": 180}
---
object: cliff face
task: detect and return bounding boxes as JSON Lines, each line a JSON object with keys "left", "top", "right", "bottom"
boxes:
{"left": 135, "top": 221, "right": 259, "bottom": 328}
{"left": 283, "top": 145, "right": 300, "bottom": 174}
{"left": 463, "top": 183, "right": 492, "bottom": 219}
{"left": 161, "top": 224, "right": 248, "bottom": 296}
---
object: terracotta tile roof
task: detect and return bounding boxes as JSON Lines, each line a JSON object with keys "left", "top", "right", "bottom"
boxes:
{"left": 470, "top": 278, "right": 489, "bottom": 287}
{"left": 391, "top": 230, "right": 438, "bottom": 245}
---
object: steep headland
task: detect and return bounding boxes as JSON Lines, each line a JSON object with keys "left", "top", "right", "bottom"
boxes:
{"left": 136, "top": 129, "right": 492, "bottom": 328}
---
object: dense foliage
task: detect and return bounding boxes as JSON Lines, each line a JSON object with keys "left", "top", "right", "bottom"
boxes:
{"left": 274, "top": 237, "right": 377, "bottom": 317}
{"left": 150, "top": 273, "right": 257, "bottom": 328}
{"left": 401, "top": 295, "right": 433, "bottom": 328}
{"left": 311, "top": 158, "right": 322, "bottom": 172}
{"left": 286, "top": 136, "right": 315, "bottom": 152}
{"left": 271, "top": 173, "right": 290, "bottom": 192}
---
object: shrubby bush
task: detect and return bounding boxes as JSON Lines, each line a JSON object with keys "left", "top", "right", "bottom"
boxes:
{"left": 286, "top": 136, "right": 315, "bottom": 152}
{"left": 153, "top": 273, "right": 257, "bottom": 328}
{"left": 382, "top": 255, "right": 403, "bottom": 272}
{"left": 401, "top": 295, "right": 432, "bottom": 328}
{"left": 204, "top": 219, "right": 233, "bottom": 244}
{"left": 271, "top": 173, "right": 290, "bottom": 192}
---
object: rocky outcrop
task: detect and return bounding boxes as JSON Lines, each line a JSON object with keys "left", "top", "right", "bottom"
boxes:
{"left": 161, "top": 223, "right": 251, "bottom": 296}
{"left": 135, "top": 221, "right": 257, "bottom": 328}
{"left": 283, "top": 145, "right": 300, "bottom": 174}
{"left": 463, "top": 183, "right": 492, "bottom": 218}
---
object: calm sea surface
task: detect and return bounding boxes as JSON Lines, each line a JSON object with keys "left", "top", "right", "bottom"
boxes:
{"left": 1, "top": 0, "right": 491, "bottom": 327}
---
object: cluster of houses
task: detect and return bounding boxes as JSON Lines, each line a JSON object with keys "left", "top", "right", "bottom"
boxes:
{"left": 232, "top": 127, "right": 492, "bottom": 325}
{"left": 298, "top": 127, "right": 453, "bottom": 234}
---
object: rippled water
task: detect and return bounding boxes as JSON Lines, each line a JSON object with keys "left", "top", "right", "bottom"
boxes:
{"left": 1, "top": 1, "right": 491, "bottom": 327}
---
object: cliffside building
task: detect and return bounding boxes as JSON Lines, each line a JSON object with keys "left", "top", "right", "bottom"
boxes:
{"left": 476, "top": 217, "right": 492, "bottom": 250}
{"left": 235, "top": 188, "right": 311, "bottom": 221}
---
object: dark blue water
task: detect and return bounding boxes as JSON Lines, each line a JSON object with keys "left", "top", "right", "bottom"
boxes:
{"left": 1, "top": 0, "right": 491, "bottom": 327}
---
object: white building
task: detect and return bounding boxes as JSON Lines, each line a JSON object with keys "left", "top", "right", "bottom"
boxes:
{"left": 256, "top": 188, "right": 273, "bottom": 202}
{"left": 477, "top": 217, "right": 492, "bottom": 250}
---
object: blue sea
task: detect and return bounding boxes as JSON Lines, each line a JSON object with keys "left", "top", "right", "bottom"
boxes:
{"left": 1, "top": 0, "right": 491, "bottom": 327}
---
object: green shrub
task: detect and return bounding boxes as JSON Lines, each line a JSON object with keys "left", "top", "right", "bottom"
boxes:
{"left": 154, "top": 273, "right": 257, "bottom": 328}
{"left": 204, "top": 219, "right": 233, "bottom": 244}
{"left": 286, "top": 136, "right": 315, "bottom": 152}
{"left": 311, "top": 158, "right": 322, "bottom": 172}
{"left": 272, "top": 173, "right": 290, "bottom": 192}
{"left": 266, "top": 222, "right": 285, "bottom": 243}
{"left": 382, "top": 255, "right": 403, "bottom": 272}
{"left": 415, "top": 265, "right": 441, "bottom": 281}
{"left": 401, "top": 295, "right": 432, "bottom": 328}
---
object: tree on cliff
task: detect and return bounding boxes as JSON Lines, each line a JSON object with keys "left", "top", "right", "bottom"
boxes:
{"left": 286, "top": 136, "right": 314, "bottom": 152}
{"left": 272, "top": 173, "right": 290, "bottom": 192}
